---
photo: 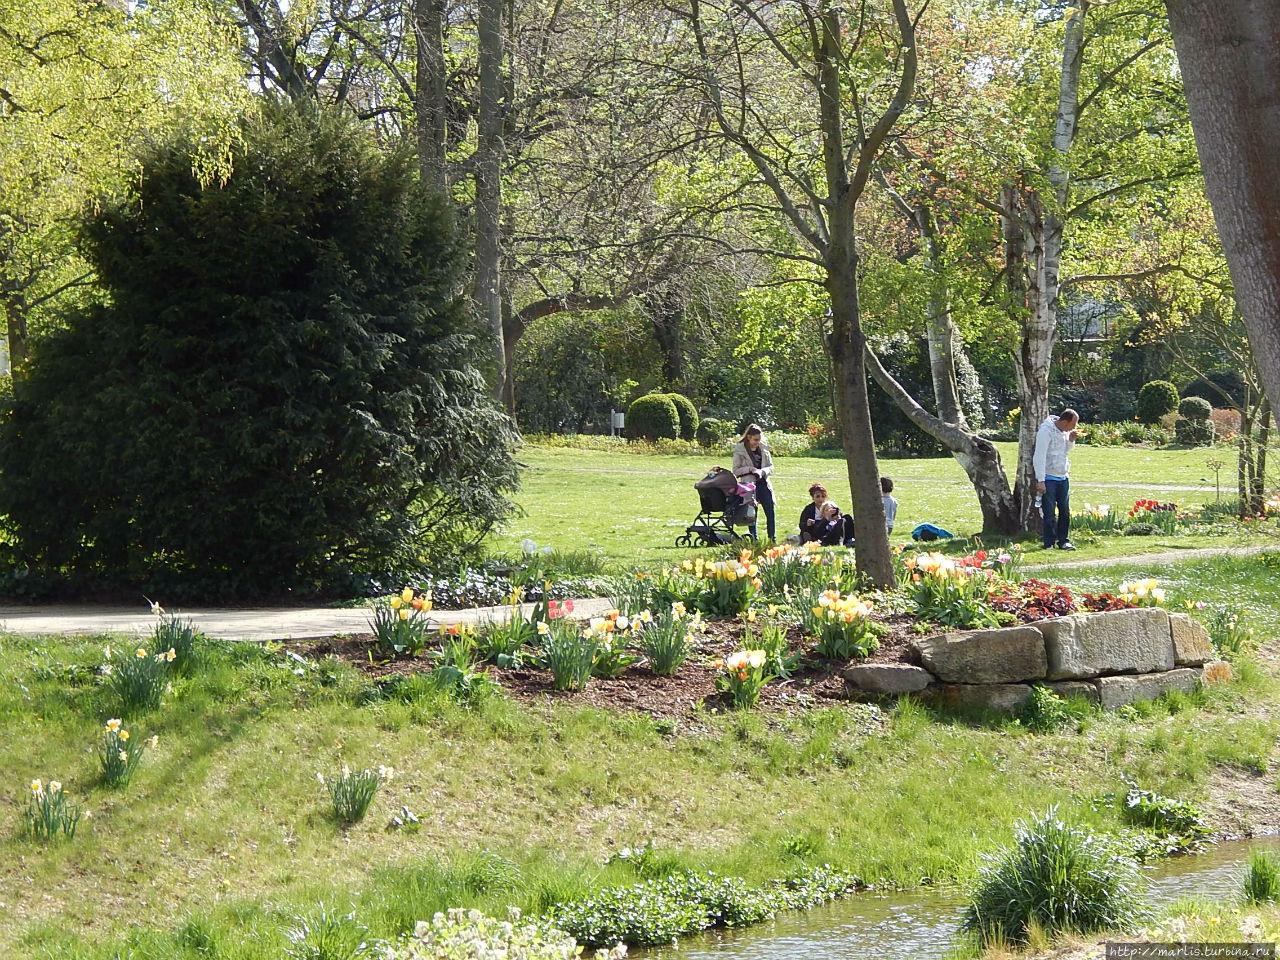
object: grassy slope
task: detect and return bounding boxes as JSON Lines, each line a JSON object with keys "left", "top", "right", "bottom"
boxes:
{"left": 497, "top": 445, "right": 1277, "bottom": 567}
{"left": 2, "top": 554, "right": 1278, "bottom": 958}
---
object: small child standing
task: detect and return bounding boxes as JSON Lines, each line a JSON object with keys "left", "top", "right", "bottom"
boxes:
{"left": 881, "top": 476, "right": 898, "bottom": 535}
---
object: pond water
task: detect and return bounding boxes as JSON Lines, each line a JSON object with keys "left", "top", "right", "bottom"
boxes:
{"left": 640, "top": 837, "right": 1280, "bottom": 960}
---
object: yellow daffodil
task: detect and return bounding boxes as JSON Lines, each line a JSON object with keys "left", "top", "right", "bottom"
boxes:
{"left": 536, "top": 621, "right": 550, "bottom": 636}
{"left": 119, "top": 730, "right": 130, "bottom": 741}
{"left": 30, "top": 778, "right": 42, "bottom": 795}
{"left": 106, "top": 718, "right": 122, "bottom": 732}
{"left": 119, "top": 750, "right": 129, "bottom": 762}
{"left": 135, "top": 647, "right": 147, "bottom": 659}
{"left": 48, "top": 780, "right": 61, "bottom": 793}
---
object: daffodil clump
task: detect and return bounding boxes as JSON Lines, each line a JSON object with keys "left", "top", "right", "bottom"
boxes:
{"left": 1117, "top": 578, "right": 1165, "bottom": 607}
{"left": 370, "top": 587, "right": 434, "bottom": 657}
{"left": 148, "top": 601, "right": 200, "bottom": 675}
{"left": 587, "top": 610, "right": 643, "bottom": 679}
{"left": 754, "top": 541, "right": 828, "bottom": 594}
{"left": 26, "top": 777, "right": 80, "bottom": 841}
{"left": 1264, "top": 494, "right": 1280, "bottom": 516}
{"left": 103, "top": 642, "right": 176, "bottom": 714}
{"left": 714, "top": 649, "right": 772, "bottom": 710}
{"left": 672, "top": 550, "right": 762, "bottom": 616}
{"left": 809, "top": 591, "right": 878, "bottom": 661}
{"left": 538, "top": 617, "right": 599, "bottom": 691}
{"left": 639, "top": 602, "right": 697, "bottom": 676}
{"left": 902, "top": 551, "right": 1000, "bottom": 628}
{"left": 320, "top": 764, "right": 394, "bottom": 825}
{"left": 1073, "top": 502, "right": 1118, "bottom": 535}
{"left": 97, "top": 718, "right": 158, "bottom": 788}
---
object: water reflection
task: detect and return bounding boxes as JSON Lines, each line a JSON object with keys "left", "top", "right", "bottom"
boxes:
{"left": 640, "top": 837, "right": 1280, "bottom": 960}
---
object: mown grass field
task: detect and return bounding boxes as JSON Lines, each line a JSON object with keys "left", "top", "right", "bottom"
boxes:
{"left": 2, "top": 553, "right": 1278, "bottom": 959}
{"left": 494, "top": 443, "right": 1279, "bottom": 568}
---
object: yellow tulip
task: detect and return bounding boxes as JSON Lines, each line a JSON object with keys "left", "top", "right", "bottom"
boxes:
{"left": 401, "top": 587, "right": 414, "bottom": 603}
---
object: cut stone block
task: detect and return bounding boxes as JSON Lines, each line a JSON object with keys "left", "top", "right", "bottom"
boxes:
{"left": 842, "top": 663, "right": 935, "bottom": 695}
{"left": 1169, "top": 613, "right": 1214, "bottom": 666}
{"left": 911, "top": 626, "right": 1047, "bottom": 683}
{"left": 1202, "top": 660, "right": 1234, "bottom": 685}
{"left": 1040, "top": 608, "right": 1175, "bottom": 680}
{"left": 927, "top": 683, "right": 1033, "bottom": 713}
{"left": 1045, "top": 680, "right": 1101, "bottom": 705}
{"left": 1095, "top": 668, "right": 1201, "bottom": 710}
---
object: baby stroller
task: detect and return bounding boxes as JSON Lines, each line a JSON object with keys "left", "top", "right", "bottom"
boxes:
{"left": 675, "top": 467, "right": 758, "bottom": 547}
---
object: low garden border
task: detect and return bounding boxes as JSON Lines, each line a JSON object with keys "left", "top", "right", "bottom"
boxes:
{"left": 843, "top": 608, "right": 1233, "bottom": 711}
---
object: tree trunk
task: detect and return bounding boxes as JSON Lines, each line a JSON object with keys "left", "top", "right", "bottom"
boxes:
{"left": 827, "top": 250, "right": 893, "bottom": 587}
{"left": 1165, "top": 0, "right": 1280, "bottom": 423}
{"left": 473, "top": 0, "right": 507, "bottom": 393}
{"left": 646, "top": 291, "right": 685, "bottom": 387}
{"left": 1008, "top": 7, "right": 1084, "bottom": 530}
{"left": 1254, "top": 397, "right": 1271, "bottom": 514}
{"left": 864, "top": 349, "right": 1021, "bottom": 535}
{"left": 916, "top": 207, "right": 965, "bottom": 427}
{"left": 412, "top": 0, "right": 448, "bottom": 193}
{"left": 2, "top": 287, "right": 28, "bottom": 372}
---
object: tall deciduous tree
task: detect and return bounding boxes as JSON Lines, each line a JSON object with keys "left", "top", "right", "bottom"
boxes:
{"left": 1164, "top": 0, "right": 1280, "bottom": 427}
{"left": 0, "top": 0, "right": 244, "bottom": 368}
{"left": 671, "top": 0, "right": 923, "bottom": 586}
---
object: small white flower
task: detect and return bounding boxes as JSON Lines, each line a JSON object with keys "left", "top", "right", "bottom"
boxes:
{"left": 521, "top": 538, "right": 538, "bottom": 554}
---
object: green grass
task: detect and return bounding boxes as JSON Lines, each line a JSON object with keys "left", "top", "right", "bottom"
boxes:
{"left": 2, "top": 553, "right": 1279, "bottom": 957}
{"left": 499, "top": 444, "right": 1278, "bottom": 568}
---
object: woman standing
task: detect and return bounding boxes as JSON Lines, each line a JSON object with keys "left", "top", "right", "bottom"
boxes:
{"left": 732, "top": 423, "right": 776, "bottom": 541}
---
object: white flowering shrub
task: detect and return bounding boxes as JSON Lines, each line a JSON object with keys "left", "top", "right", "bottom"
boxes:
{"left": 385, "top": 908, "right": 625, "bottom": 960}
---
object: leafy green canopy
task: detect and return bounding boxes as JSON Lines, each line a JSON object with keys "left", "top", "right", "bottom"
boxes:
{"left": 0, "top": 107, "right": 518, "bottom": 599}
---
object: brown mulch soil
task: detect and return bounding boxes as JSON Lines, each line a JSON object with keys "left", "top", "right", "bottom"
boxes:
{"left": 283, "top": 612, "right": 946, "bottom": 720}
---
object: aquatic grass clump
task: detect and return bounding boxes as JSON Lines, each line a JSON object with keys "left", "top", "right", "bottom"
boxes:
{"left": 963, "top": 809, "right": 1148, "bottom": 944}
{"left": 1242, "top": 850, "right": 1280, "bottom": 904}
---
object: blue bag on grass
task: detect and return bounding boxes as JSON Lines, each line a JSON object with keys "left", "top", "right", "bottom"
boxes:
{"left": 911, "top": 522, "right": 954, "bottom": 542}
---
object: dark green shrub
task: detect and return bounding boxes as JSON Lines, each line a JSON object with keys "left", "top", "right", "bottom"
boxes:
{"left": 1124, "top": 523, "right": 1158, "bottom": 536}
{"left": 1136, "top": 380, "right": 1179, "bottom": 424}
{"left": 627, "top": 394, "right": 680, "bottom": 441}
{"left": 0, "top": 107, "right": 518, "bottom": 600}
{"left": 1182, "top": 367, "right": 1245, "bottom": 408}
{"left": 1177, "top": 396, "right": 1212, "bottom": 420}
{"left": 695, "top": 417, "right": 730, "bottom": 446}
{"left": 1174, "top": 417, "right": 1215, "bottom": 447}
{"left": 665, "top": 393, "right": 698, "bottom": 441}
{"left": 963, "top": 810, "right": 1147, "bottom": 944}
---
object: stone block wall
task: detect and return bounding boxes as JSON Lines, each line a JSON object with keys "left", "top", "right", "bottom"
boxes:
{"left": 843, "top": 609, "right": 1231, "bottom": 712}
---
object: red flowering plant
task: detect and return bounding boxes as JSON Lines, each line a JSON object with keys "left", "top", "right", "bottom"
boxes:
{"left": 1128, "top": 498, "right": 1183, "bottom": 534}
{"left": 990, "top": 578, "right": 1137, "bottom": 622}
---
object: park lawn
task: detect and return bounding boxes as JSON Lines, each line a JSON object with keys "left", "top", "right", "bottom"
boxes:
{"left": 495, "top": 444, "right": 1277, "bottom": 568}
{"left": 1, "top": 553, "right": 1278, "bottom": 959}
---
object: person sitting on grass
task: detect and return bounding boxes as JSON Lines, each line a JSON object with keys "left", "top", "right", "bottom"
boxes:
{"left": 812, "top": 501, "right": 853, "bottom": 547}
{"left": 798, "top": 482, "right": 828, "bottom": 544}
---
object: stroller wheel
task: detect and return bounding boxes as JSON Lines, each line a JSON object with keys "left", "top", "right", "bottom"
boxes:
{"left": 675, "top": 534, "right": 692, "bottom": 547}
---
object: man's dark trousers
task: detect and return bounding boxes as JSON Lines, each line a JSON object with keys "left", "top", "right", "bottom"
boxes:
{"left": 1042, "top": 477, "right": 1070, "bottom": 548}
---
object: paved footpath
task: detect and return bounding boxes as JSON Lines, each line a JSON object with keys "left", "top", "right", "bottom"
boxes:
{"left": 0, "top": 544, "right": 1269, "bottom": 642}
{"left": 0, "top": 598, "right": 616, "bottom": 643}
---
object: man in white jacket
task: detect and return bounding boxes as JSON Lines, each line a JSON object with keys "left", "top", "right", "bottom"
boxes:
{"left": 1033, "top": 408, "right": 1080, "bottom": 550}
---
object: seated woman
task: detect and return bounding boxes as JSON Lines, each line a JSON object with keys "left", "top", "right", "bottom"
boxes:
{"left": 798, "top": 483, "right": 828, "bottom": 543}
